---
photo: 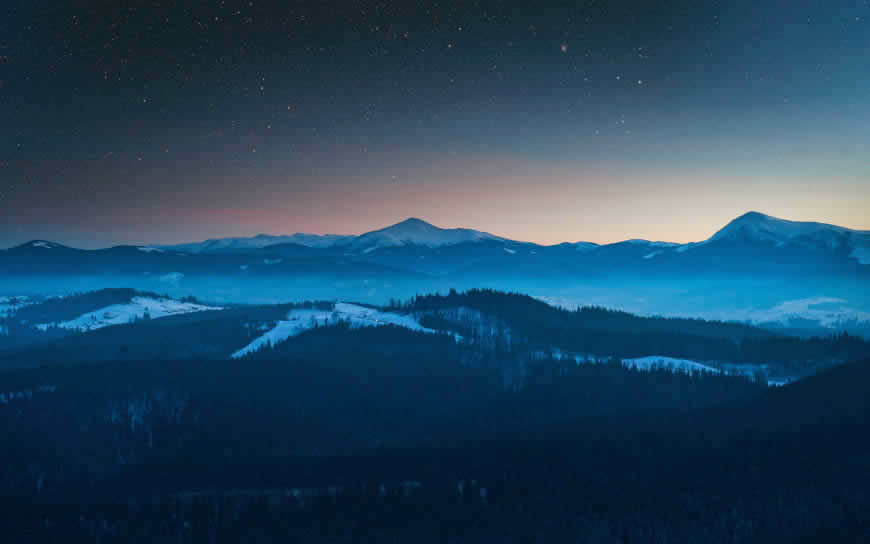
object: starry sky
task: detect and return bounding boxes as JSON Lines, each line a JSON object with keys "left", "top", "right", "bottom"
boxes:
{"left": 1, "top": 0, "right": 868, "bottom": 248}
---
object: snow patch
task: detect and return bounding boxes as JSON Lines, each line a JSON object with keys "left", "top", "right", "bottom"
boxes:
{"left": 621, "top": 356, "right": 720, "bottom": 374}
{"left": 36, "top": 297, "right": 222, "bottom": 332}
{"left": 31, "top": 241, "right": 56, "bottom": 249}
{"left": 159, "top": 272, "right": 184, "bottom": 284}
{"left": 643, "top": 250, "right": 662, "bottom": 259}
{"left": 231, "top": 303, "right": 440, "bottom": 358}
{"left": 503, "top": 247, "right": 516, "bottom": 254}
{"left": 137, "top": 246, "right": 163, "bottom": 253}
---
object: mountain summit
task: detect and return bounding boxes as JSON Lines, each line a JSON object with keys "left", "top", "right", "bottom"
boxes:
{"left": 712, "top": 211, "right": 850, "bottom": 244}
{"left": 676, "top": 211, "right": 869, "bottom": 260}
{"left": 349, "top": 218, "right": 503, "bottom": 251}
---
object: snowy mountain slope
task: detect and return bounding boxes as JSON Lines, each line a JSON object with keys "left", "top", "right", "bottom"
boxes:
{"left": 677, "top": 211, "right": 870, "bottom": 260}
{"left": 29, "top": 241, "right": 61, "bottom": 249}
{"left": 166, "top": 233, "right": 354, "bottom": 254}
{"left": 571, "top": 241, "right": 600, "bottom": 252}
{"left": 231, "top": 302, "right": 439, "bottom": 358}
{"left": 3, "top": 212, "right": 867, "bottom": 286}
{"left": 349, "top": 218, "right": 503, "bottom": 252}
{"left": 623, "top": 239, "right": 680, "bottom": 248}
{"left": 152, "top": 218, "right": 510, "bottom": 257}
{"left": 35, "top": 297, "right": 222, "bottom": 332}
{"left": 709, "top": 212, "right": 856, "bottom": 245}
{"left": 3, "top": 240, "right": 79, "bottom": 255}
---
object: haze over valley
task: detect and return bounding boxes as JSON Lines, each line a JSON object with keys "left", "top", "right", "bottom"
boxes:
{"left": 4, "top": 211, "right": 868, "bottom": 337}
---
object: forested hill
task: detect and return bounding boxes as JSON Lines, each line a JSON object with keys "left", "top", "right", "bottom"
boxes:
{"left": 405, "top": 288, "right": 775, "bottom": 339}
{"left": 2, "top": 288, "right": 869, "bottom": 376}
{"left": 1, "top": 348, "right": 866, "bottom": 542}
{"left": 400, "top": 289, "right": 870, "bottom": 371}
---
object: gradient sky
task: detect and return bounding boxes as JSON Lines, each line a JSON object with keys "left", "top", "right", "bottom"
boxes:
{"left": 1, "top": 0, "right": 868, "bottom": 248}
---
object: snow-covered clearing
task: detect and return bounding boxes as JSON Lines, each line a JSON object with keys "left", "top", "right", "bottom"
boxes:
{"left": 231, "top": 303, "right": 438, "bottom": 358}
{"left": 621, "top": 356, "right": 720, "bottom": 374}
{"left": 547, "top": 349, "right": 788, "bottom": 386}
{"left": 547, "top": 350, "right": 718, "bottom": 374}
{"left": 35, "top": 297, "right": 222, "bottom": 332}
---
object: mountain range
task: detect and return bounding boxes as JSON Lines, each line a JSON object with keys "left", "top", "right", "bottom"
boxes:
{"left": 3, "top": 212, "right": 867, "bottom": 280}
{"left": 159, "top": 212, "right": 869, "bottom": 259}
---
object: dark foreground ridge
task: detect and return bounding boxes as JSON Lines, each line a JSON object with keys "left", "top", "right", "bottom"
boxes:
{"left": 1, "top": 301, "right": 868, "bottom": 541}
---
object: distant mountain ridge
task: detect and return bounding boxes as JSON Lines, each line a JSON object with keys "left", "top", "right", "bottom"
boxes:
{"left": 152, "top": 212, "right": 870, "bottom": 263}
{"left": 8, "top": 212, "right": 868, "bottom": 262}
{"left": 164, "top": 233, "right": 355, "bottom": 253}
{"left": 1, "top": 213, "right": 867, "bottom": 284}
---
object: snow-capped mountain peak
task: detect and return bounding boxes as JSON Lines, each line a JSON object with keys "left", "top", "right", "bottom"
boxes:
{"left": 31, "top": 240, "right": 59, "bottom": 249}
{"left": 2, "top": 240, "right": 71, "bottom": 253}
{"left": 676, "top": 211, "right": 869, "bottom": 261}
{"left": 711, "top": 211, "right": 848, "bottom": 245}
{"left": 350, "top": 218, "right": 503, "bottom": 251}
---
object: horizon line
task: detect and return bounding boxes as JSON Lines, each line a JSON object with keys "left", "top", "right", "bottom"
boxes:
{"left": 5, "top": 210, "right": 868, "bottom": 251}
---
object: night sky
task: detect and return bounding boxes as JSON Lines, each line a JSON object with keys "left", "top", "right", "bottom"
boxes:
{"left": 1, "top": 0, "right": 868, "bottom": 248}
